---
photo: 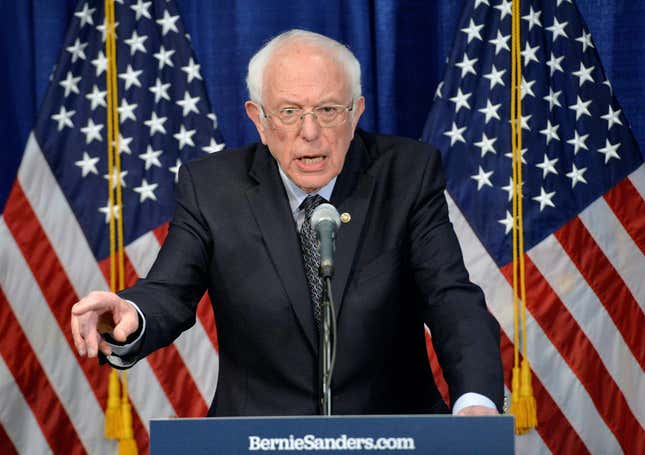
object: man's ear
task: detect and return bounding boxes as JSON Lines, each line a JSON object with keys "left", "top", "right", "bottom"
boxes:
{"left": 245, "top": 101, "right": 268, "bottom": 144}
{"left": 351, "top": 96, "right": 365, "bottom": 132}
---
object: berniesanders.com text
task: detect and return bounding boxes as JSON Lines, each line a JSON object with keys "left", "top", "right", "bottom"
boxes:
{"left": 248, "top": 434, "right": 416, "bottom": 451}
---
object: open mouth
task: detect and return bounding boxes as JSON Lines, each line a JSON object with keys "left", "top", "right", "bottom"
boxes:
{"left": 299, "top": 156, "right": 325, "bottom": 164}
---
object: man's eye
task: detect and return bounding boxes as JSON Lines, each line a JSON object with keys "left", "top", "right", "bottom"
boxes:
{"left": 318, "top": 106, "right": 339, "bottom": 114}
{"left": 280, "top": 108, "right": 300, "bottom": 117}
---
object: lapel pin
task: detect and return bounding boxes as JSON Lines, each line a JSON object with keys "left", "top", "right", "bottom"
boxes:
{"left": 340, "top": 212, "right": 351, "bottom": 224}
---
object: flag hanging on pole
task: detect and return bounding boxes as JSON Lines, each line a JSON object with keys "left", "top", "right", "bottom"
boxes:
{"left": 422, "top": 0, "right": 644, "bottom": 453}
{"left": 0, "top": 0, "right": 224, "bottom": 452}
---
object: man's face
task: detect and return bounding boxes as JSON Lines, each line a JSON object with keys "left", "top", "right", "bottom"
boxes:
{"left": 246, "top": 43, "right": 365, "bottom": 193}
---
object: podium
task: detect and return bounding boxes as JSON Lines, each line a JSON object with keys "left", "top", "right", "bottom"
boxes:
{"left": 150, "top": 415, "right": 514, "bottom": 454}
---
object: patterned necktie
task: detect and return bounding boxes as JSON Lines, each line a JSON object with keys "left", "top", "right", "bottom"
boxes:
{"left": 299, "top": 194, "right": 325, "bottom": 326}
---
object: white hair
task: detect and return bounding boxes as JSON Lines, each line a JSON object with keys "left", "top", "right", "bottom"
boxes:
{"left": 246, "top": 29, "right": 362, "bottom": 105}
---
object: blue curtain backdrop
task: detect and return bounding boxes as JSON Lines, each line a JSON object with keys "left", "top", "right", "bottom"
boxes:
{"left": 1, "top": 0, "right": 643, "bottom": 213}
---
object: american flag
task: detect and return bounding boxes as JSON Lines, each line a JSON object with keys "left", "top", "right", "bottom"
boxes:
{"left": 0, "top": 0, "right": 224, "bottom": 453}
{"left": 422, "top": 0, "right": 644, "bottom": 453}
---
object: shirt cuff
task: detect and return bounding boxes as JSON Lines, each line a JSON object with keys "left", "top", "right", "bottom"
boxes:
{"left": 452, "top": 392, "right": 497, "bottom": 415}
{"left": 103, "top": 300, "right": 146, "bottom": 369}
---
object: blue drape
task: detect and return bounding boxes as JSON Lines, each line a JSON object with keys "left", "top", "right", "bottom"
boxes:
{"left": 1, "top": 0, "right": 643, "bottom": 212}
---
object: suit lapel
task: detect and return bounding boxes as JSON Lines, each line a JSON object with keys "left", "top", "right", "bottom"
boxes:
{"left": 330, "top": 135, "right": 375, "bottom": 318}
{"left": 246, "top": 145, "right": 319, "bottom": 353}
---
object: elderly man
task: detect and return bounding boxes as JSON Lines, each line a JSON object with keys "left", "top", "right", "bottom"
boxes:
{"left": 71, "top": 30, "right": 503, "bottom": 417}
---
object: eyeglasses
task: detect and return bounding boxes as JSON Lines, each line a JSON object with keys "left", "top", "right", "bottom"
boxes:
{"left": 261, "top": 101, "right": 354, "bottom": 130}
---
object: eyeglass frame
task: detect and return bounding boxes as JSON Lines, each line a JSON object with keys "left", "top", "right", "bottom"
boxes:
{"left": 259, "top": 99, "right": 355, "bottom": 130}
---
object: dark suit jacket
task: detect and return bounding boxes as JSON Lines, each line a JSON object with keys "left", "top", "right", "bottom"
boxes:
{"left": 120, "top": 129, "right": 503, "bottom": 416}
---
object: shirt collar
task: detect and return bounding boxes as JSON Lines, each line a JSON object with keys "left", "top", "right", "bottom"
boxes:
{"left": 278, "top": 166, "right": 336, "bottom": 217}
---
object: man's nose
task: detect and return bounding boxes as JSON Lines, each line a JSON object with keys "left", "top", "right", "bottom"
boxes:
{"left": 299, "top": 112, "right": 321, "bottom": 141}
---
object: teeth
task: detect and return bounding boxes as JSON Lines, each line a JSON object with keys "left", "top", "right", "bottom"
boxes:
{"left": 301, "top": 157, "right": 324, "bottom": 164}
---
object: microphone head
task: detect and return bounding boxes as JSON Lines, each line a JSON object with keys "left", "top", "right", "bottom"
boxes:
{"left": 311, "top": 203, "right": 340, "bottom": 231}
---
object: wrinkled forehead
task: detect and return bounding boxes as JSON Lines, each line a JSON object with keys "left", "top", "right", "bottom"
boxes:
{"left": 262, "top": 41, "right": 351, "bottom": 103}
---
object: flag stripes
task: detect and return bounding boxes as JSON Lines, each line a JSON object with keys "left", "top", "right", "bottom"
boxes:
{"left": 604, "top": 179, "right": 645, "bottom": 254}
{"left": 445, "top": 178, "right": 644, "bottom": 454}
{"left": 0, "top": 131, "right": 219, "bottom": 452}
{"left": 0, "top": 286, "right": 89, "bottom": 454}
{"left": 555, "top": 217, "right": 645, "bottom": 368}
{"left": 0, "top": 354, "right": 50, "bottom": 455}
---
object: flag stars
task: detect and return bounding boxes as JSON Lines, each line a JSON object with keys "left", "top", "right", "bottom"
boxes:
{"left": 59, "top": 71, "right": 81, "bottom": 97}
{"left": 98, "top": 202, "right": 121, "bottom": 223}
{"left": 572, "top": 62, "right": 595, "bottom": 87}
{"left": 522, "top": 6, "right": 542, "bottom": 31}
{"left": 455, "top": 53, "right": 477, "bottom": 78}
{"left": 85, "top": 85, "right": 107, "bottom": 110}
{"left": 144, "top": 112, "right": 167, "bottom": 136}
{"left": 471, "top": 166, "right": 494, "bottom": 191}
{"left": 536, "top": 154, "right": 559, "bottom": 178}
{"left": 139, "top": 146, "right": 163, "bottom": 170}
{"left": 74, "top": 152, "right": 99, "bottom": 177}
{"left": 474, "top": 0, "right": 490, "bottom": 7}
{"left": 74, "top": 4, "right": 95, "bottom": 27}
{"left": 597, "top": 139, "right": 621, "bottom": 163}
{"left": 91, "top": 51, "right": 108, "bottom": 76}
{"left": 504, "top": 148, "right": 527, "bottom": 164}
{"left": 130, "top": 0, "right": 152, "bottom": 21}
{"left": 546, "top": 17, "right": 569, "bottom": 42}
{"left": 520, "top": 76, "right": 535, "bottom": 99}
{"left": 97, "top": 18, "right": 118, "bottom": 42}
{"left": 119, "top": 64, "right": 143, "bottom": 90}
{"left": 478, "top": 99, "right": 501, "bottom": 123}
{"left": 510, "top": 114, "right": 532, "bottom": 132}
{"left": 474, "top": 132, "right": 497, "bottom": 157}
{"left": 489, "top": 30, "right": 511, "bottom": 55}
{"left": 434, "top": 81, "right": 444, "bottom": 99}
{"left": 484, "top": 64, "right": 506, "bottom": 89}
{"left": 449, "top": 88, "right": 472, "bottom": 113}
{"left": 115, "top": 134, "right": 133, "bottom": 155}
{"left": 149, "top": 78, "right": 171, "bottom": 103}
{"left": 80, "top": 118, "right": 103, "bottom": 144}
{"left": 174, "top": 125, "right": 197, "bottom": 149}
{"left": 176, "top": 91, "right": 201, "bottom": 116}
{"left": 134, "top": 179, "right": 159, "bottom": 203}
{"left": 156, "top": 10, "right": 180, "bottom": 36}
{"left": 546, "top": 52, "right": 565, "bottom": 76}
{"left": 576, "top": 29, "right": 594, "bottom": 52}
{"left": 540, "top": 120, "right": 560, "bottom": 145}
{"left": 124, "top": 30, "right": 148, "bottom": 56}
{"left": 182, "top": 58, "right": 203, "bottom": 82}
{"left": 601, "top": 106, "right": 623, "bottom": 130}
{"left": 207, "top": 112, "right": 219, "bottom": 129}
{"left": 499, "top": 211, "right": 514, "bottom": 235}
{"left": 118, "top": 98, "right": 137, "bottom": 123}
{"left": 461, "top": 19, "right": 484, "bottom": 43}
{"left": 543, "top": 87, "right": 562, "bottom": 111}
{"left": 203, "top": 137, "right": 225, "bottom": 154}
{"left": 501, "top": 177, "right": 524, "bottom": 201}
{"left": 567, "top": 130, "right": 589, "bottom": 155}
{"left": 521, "top": 42, "right": 540, "bottom": 67}
{"left": 66, "top": 38, "right": 88, "bottom": 63}
{"left": 443, "top": 122, "right": 467, "bottom": 146}
{"left": 566, "top": 164, "right": 588, "bottom": 188}
{"left": 154, "top": 45, "right": 175, "bottom": 70}
{"left": 495, "top": 0, "right": 513, "bottom": 20}
{"left": 533, "top": 187, "right": 556, "bottom": 211}
{"left": 103, "top": 169, "right": 128, "bottom": 188}
{"left": 51, "top": 106, "right": 75, "bottom": 131}
{"left": 169, "top": 158, "right": 182, "bottom": 182}
{"left": 569, "top": 95, "right": 592, "bottom": 120}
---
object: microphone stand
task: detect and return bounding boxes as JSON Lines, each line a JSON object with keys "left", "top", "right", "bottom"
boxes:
{"left": 319, "top": 276, "right": 336, "bottom": 416}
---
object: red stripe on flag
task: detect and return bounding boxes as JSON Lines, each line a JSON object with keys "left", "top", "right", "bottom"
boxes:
{"left": 424, "top": 330, "right": 450, "bottom": 407}
{"left": 501, "top": 258, "right": 645, "bottom": 454}
{"left": 0, "top": 289, "right": 85, "bottom": 454}
{"left": 0, "top": 423, "right": 19, "bottom": 455}
{"left": 555, "top": 217, "right": 645, "bottom": 370}
{"left": 603, "top": 178, "right": 645, "bottom": 254}
{"left": 153, "top": 222, "right": 169, "bottom": 245}
{"left": 97, "top": 253, "right": 210, "bottom": 418}
{"left": 197, "top": 293, "right": 219, "bottom": 351}
{"left": 499, "top": 331, "right": 590, "bottom": 455}
{"left": 3, "top": 183, "right": 149, "bottom": 446}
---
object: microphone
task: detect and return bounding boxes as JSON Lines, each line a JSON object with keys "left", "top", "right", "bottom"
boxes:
{"left": 311, "top": 203, "right": 341, "bottom": 278}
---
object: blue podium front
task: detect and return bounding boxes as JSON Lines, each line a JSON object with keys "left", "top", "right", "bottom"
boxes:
{"left": 150, "top": 415, "right": 514, "bottom": 454}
